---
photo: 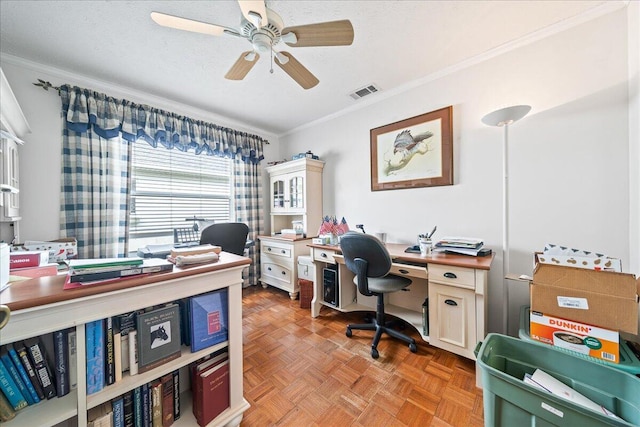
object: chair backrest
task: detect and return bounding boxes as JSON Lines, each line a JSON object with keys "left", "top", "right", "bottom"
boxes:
{"left": 339, "top": 232, "right": 392, "bottom": 295}
{"left": 199, "top": 222, "right": 249, "bottom": 256}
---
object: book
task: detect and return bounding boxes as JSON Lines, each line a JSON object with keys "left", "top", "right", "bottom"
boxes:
{"left": 0, "top": 355, "right": 28, "bottom": 410}
{"left": 105, "top": 317, "right": 115, "bottom": 385}
{"left": 112, "top": 395, "right": 124, "bottom": 427}
{"left": 142, "top": 383, "right": 151, "bottom": 427}
{"left": 114, "top": 328, "right": 122, "bottom": 383}
{"left": 1, "top": 346, "right": 34, "bottom": 406}
{"left": 0, "top": 391, "right": 16, "bottom": 422}
{"left": 172, "top": 369, "right": 180, "bottom": 421}
{"left": 70, "top": 267, "right": 144, "bottom": 283}
{"left": 14, "top": 341, "right": 46, "bottom": 400}
{"left": 177, "top": 298, "right": 191, "bottom": 346}
{"left": 150, "top": 379, "right": 163, "bottom": 427}
{"left": 136, "top": 304, "right": 181, "bottom": 374}
{"left": 128, "top": 330, "right": 138, "bottom": 376}
{"left": 115, "top": 312, "right": 136, "bottom": 373}
{"left": 133, "top": 386, "right": 143, "bottom": 427}
{"left": 191, "top": 351, "right": 228, "bottom": 423}
{"left": 161, "top": 373, "right": 174, "bottom": 427}
{"left": 122, "top": 390, "right": 134, "bottom": 427}
{"left": 53, "top": 328, "right": 71, "bottom": 397}
{"left": 88, "top": 401, "right": 113, "bottom": 427}
{"left": 68, "top": 257, "right": 143, "bottom": 271}
{"left": 68, "top": 329, "right": 78, "bottom": 390}
{"left": 190, "top": 289, "right": 229, "bottom": 352}
{"left": 23, "top": 336, "right": 56, "bottom": 399}
{"left": 86, "top": 319, "right": 105, "bottom": 395}
{"left": 196, "top": 359, "right": 230, "bottom": 426}
{"left": 169, "top": 244, "right": 221, "bottom": 258}
{"left": 5, "top": 344, "right": 40, "bottom": 404}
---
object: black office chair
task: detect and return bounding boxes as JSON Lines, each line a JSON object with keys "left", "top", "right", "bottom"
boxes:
{"left": 339, "top": 231, "right": 417, "bottom": 359}
{"left": 199, "top": 222, "right": 249, "bottom": 256}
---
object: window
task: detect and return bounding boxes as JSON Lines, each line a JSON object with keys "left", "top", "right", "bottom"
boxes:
{"left": 128, "top": 141, "right": 233, "bottom": 249}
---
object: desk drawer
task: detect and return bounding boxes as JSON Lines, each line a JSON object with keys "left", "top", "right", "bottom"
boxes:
{"left": 313, "top": 248, "right": 337, "bottom": 264}
{"left": 261, "top": 242, "right": 292, "bottom": 259}
{"left": 262, "top": 262, "right": 293, "bottom": 284}
{"left": 428, "top": 264, "right": 475, "bottom": 290}
{"left": 390, "top": 263, "right": 428, "bottom": 280}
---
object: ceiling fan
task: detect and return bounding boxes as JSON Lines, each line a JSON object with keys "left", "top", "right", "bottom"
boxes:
{"left": 150, "top": 0, "right": 354, "bottom": 89}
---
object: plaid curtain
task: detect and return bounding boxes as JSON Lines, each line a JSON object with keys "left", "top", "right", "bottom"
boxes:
{"left": 59, "top": 85, "right": 267, "bottom": 259}
{"left": 234, "top": 158, "right": 264, "bottom": 286}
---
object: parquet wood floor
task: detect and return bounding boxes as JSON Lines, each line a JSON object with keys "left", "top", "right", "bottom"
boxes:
{"left": 241, "top": 286, "right": 484, "bottom": 427}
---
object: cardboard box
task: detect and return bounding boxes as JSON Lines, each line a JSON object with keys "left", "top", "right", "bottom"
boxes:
{"left": 23, "top": 238, "right": 78, "bottom": 262}
{"left": 530, "top": 311, "right": 619, "bottom": 363}
{"left": 536, "top": 253, "right": 622, "bottom": 272}
{"left": 9, "top": 250, "right": 49, "bottom": 269}
{"left": 530, "top": 263, "right": 640, "bottom": 334}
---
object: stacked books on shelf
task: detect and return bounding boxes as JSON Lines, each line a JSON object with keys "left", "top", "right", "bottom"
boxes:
{"left": 0, "top": 327, "right": 77, "bottom": 422}
{"left": 66, "top": 257, "right": 173, "bottom": 286}
{"left": 167, "top": 244, "right": 221, "bottom": 267}
{"left": 434, "top": 237, "right": 492, "bottom": 257}
{"left": 190, "top": 350, "right": 229, "bottom": 426}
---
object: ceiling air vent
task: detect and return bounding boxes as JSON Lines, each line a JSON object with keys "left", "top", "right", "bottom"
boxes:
{"left": 349, "top": 84, "right": 380, "bottom": 100}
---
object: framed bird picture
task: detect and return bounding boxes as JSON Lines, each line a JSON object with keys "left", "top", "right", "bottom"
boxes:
{"left": 370, "top": 106, "right": 453, "bottom": 191}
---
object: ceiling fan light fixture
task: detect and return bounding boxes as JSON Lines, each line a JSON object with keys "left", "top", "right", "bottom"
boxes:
{"left": 281, "top": 32, "right": 297, "bottom": 45}
{"left": 247, "top": 11, "right": 263, "bottom": 29}
{"left": 244, "top": 51, "right": 257, "bottom": 61}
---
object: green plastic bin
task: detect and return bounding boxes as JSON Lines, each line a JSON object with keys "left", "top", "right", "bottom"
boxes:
{"left": 476, "top": 333, "right": 640, "bottom": 427}
{"left": 519, "top": 305, "right": 640, "bottom": 377}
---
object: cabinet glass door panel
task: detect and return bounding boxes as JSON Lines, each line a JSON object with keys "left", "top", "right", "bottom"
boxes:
{"left": 272, "top": 180, "right": 285, "bottom": 209}
{"left": 289, "top": 176, "right": 304, "bottom": 209}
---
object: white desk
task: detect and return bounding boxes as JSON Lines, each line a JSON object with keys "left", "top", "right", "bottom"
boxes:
{"left": 309, "top": 243, "right": 493, "bottom": 359}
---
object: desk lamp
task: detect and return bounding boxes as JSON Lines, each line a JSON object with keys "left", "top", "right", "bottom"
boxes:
{"left": 481, "top": 104, "right": 531, "bottom": 335}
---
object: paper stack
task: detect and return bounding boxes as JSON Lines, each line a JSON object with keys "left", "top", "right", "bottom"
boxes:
{"left": 434, "top": 237, "right": 490, "bottom": 256}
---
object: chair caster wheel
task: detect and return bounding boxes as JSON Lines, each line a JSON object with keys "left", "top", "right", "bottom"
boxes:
{"left": 346, "top": 327, "right": 352, "bottom": 337}
{"left": 409, "top": 343, "right": 417, "bottom": 353}
{"left": 371, "top": 348, "right": 379, "bottom": 359}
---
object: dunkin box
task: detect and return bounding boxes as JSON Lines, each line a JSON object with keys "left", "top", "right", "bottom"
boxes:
{"left": 529, "top": 311, "right": 620, "bottom": 363}
{"left": 530, "top": 262, "right": 640, "bottom": 335}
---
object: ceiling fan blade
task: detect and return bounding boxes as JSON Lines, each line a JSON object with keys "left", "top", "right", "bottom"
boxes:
{"left": 237, "top": 0, "right": 268, "bottom": 28}
{"left": 150, "top": 11, "right": 238, "bottom": 37}
{"left": 282, "top": 20, "right": 354, "bottom": 47}
{"left": 225, "top": 51, "right": 260, "bottom": 80}
{"left": 275, "top": 52, "right": 319, "bottom": 90}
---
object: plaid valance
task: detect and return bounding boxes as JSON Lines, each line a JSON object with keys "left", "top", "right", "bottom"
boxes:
{"left": 59, "top": 85, "right": 266, "bottom": 164}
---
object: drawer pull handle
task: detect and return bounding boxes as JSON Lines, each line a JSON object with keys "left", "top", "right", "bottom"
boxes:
{"left": 268, "top": 247, "right": 272, "bottom": 252}
{"left": 398, "top": 269, "right": 409, "bottom": 275}
{"left": 444, "top": 299, "right": 458, "bottom": 306}
{"left": 281, "top": 250, "right": 286, "bottom": 254}
{"left": 321, "top": 253, "right": 327, "bottom": 258}
{"left": 443, "top": 272, "right": 457, "bottom": 279}
{"left": 281, "top": 271, "right": 286, "bottom": 275}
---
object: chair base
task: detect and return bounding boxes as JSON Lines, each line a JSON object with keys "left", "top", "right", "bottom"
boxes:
{"left": 346, "top": 310, "right": 417, "bottom": 359}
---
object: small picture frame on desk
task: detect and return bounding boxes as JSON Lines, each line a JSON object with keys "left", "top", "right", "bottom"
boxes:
{"left": 370, "top": 106, "right": 453, "bottom": 191}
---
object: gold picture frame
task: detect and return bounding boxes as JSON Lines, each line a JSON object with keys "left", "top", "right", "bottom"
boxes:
{"left": 370, "top": 106, "right": 453, "bottom": 191}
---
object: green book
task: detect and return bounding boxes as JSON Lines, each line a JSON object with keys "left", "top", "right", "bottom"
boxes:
{"left": 68, "top": 258, "right": 143, "bottom": 271}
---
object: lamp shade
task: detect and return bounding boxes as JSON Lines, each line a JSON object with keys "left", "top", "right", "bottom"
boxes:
{"left": 482, "top": 105, "right": 531, "bottom": 127}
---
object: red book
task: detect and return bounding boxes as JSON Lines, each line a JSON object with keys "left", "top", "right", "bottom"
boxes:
{"left": 160, "top": 373, "right": 174, "bottom": 427}
{"left": 9, "top": 264, "right": 59, "bottom": 279}
{"left": 191, "top": 352, "right": 228, "bottom": 424}
{"left": 195, "top": 359, "right": 229, "bottom": 427}
{"left": 9, "top": 251, "right": 49, "bottom": 270}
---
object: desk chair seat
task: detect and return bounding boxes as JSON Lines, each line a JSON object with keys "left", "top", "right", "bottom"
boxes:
{"left": 340, "top": 232, "right": 417, "bottom": 359}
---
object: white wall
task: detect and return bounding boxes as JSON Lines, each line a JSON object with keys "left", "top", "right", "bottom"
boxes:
{"left": 279, "top": 8, "right": 637, "bottom": 335}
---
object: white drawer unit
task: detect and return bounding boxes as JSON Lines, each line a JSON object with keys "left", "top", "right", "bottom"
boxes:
{"left": 259, "top": 236, "right": 311, "bottom": 299}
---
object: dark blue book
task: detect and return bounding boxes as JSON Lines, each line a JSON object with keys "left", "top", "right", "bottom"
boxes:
{"left": 0, "top": 347, "right": 34, "bottom": 405}
{"left": 0, "top": 357, "right": 28, "bottom": 411}
{"left": 123, "top": 390, "right": 134, "bottom": 427}
{"left": 14, "top": 342, "right": 45, "bottom": 400}
{"left": 5, "top": 345, "right": 40, "bottom": 404}
{"left": 53, "top": 329, "right": 70, "bottom": 397}
{"left": 23, "top": 337, "right": 56, "bottom": 399}
{"left": 172, "top": 369, "right": 180, "bottom": 421}
{"left": 133, "top": 386, "right": 143, "bottom": 427}
{"left": 189, "top": 289, "right": 229, "bottom": 352}
{"left": 86, "top": 319, "right": 105, "bottom": 395}
{"left": 112, "top": 395, "right": 124, "bottom": 427}
{"left": 142, "top": 382, "right": 150, "bottom": 427}
{"left": 105, "top": 317, "right": 115, "bottom": 386}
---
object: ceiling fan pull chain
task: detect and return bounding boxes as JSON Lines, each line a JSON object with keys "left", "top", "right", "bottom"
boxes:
{"left": 270, "top": 42, "right": 274, "bottom": 74}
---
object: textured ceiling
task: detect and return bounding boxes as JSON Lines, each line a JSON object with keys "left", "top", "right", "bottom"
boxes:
{"left": 0, "top": 0, "right": 616, "bottom": 136}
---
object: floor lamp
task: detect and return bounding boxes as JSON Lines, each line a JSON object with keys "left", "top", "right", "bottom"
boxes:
{"left": 481, "top": 105, "right": 531, "bottom": 335}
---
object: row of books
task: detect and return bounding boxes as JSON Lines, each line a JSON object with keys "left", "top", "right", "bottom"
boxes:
{"left": 87, "top": 288, "right": 229, "bottom": 397}
{"left": 88, "top": 370, "right": 181, "bottom": 427}
{"left": 0, "top": 328, "right": 77, "bottom": 422}
{"left": 67, "top": 257, "right": 173, "bottom": 285}
{"left": 190, "top": 350, "right": 230, "bottom": 427}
